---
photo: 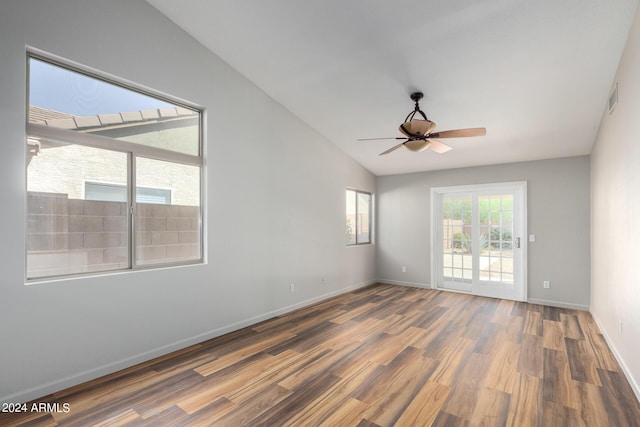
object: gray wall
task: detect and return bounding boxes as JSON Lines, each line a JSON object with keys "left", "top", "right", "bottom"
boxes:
{"left": 376, "top": 156, "right": 591, "bottom": 308}
{"left": 0, "top": 0, "right": 376, "bottom": 403}
{"left": 591, "top": 2, "right": 640, "bottom": 399}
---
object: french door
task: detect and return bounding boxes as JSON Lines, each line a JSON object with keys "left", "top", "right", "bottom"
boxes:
{"left": 432, "top": 182, "right": 526, "bottom": 301}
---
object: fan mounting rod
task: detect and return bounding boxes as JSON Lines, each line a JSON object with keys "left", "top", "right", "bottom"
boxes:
{"left": 405, "top": 92, "right": 428, "bottom": 122}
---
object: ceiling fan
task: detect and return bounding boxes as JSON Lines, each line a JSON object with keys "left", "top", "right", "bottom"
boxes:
{"left": 358, "top": 92, "right": 486, "bottom": 155}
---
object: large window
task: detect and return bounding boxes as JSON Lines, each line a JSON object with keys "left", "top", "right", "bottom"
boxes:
{"left": 346, "top": 189, "right": 372, "bottom": 245}
{"left": 26, "top": 54, "right": 203, "bottom": 280}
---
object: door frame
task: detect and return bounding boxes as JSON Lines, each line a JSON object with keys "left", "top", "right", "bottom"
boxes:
{"left": 430, "top": 181, "right": 528, "bottom": 302}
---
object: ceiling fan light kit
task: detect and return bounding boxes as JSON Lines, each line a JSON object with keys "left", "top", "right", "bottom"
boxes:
{"left": 404, "top": 139, "right": 431, "bottom": 152}
{"left": 358, "top": 91, "right": 487, "bottom": 156}
{"left": 399, "top": 119, "right": 436, "bottom": 137}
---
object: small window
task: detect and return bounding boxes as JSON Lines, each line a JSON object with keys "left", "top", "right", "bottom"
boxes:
{"left": 346, "top": 189, "right": 372, "bottom": 245}
{"left": 26, "top": 53, "right": 203, "bottom": 280}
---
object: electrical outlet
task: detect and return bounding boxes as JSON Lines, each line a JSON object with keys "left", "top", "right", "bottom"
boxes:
{"left": 290, "top": 283, "right": 295, "bottom": 293}
{"left": 543, "top": 280, "right": 550, "bottom": 289}
{"left": 402, "top": 266, "right": 407, "bottom": 273}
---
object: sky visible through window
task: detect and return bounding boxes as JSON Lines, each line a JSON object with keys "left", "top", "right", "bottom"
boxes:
{"left": 29, "top": 58, "right": 172, "bottom": 117}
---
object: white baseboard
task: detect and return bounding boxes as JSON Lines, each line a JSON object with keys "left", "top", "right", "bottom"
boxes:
{"left": 1, "top": 279, "right": 376, "bottom": 405}
{"left": 377, "top": 279, "right": 432, "bottom": 289}
{"left": 527, "top": 298, "right": 589, "bottom": 311}
{"left": 590, "top": 312, "right": 640, "bottom": 403}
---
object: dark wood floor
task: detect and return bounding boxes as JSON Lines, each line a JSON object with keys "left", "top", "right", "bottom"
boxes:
{"left": 2, "top": 283, "right": 640, "bottom": 426}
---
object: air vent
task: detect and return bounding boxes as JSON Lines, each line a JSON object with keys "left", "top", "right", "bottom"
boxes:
{"left": 609, "top": 83, "right": 618, "bottom": 114}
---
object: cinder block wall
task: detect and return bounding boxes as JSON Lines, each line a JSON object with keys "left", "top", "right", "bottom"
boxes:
{"left": 27, "top": 192, "right": 199, "bottom": 278}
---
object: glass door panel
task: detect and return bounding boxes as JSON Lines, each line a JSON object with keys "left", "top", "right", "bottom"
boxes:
{"left": 478, "top": 194, "right": 514, "bottom": 286}
{"left": 441, "top": 193, "right": 473, "bottom": 292}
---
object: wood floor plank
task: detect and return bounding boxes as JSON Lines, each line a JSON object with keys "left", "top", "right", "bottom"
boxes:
{"left": 124, "top": 405, "right": 190, "bottom": 427}
{"left": 280, "top": 360, "right": 379, "bottom": 426}
{"left": 287, "top": 306, "right": 349, "bottom": 336}
{"left": 491, "top": 299, "right": 516, "bottom": 323}
{"left": 543, "top": 305, "right": 562, "bottom": 322}
{"left": 3, "top": 283, "right": 640, "bottom": 427}
{"left": 277, "top": 341, "right": 364, "bottom": 390}
{"left": 543, "top": 401, "right": 581, "bottom": 427}
{"left": 542, "top": 319, "right": 565, "bottom": 351}
{"left": 359, "top": 355, "right": 438, "bottom": 426}
{"left": 422, "top": 321, "right": 466, "bottom": 358}
{"left": 176, "top": 350, "right": 300, "bottom": 414}
{"left": 410, "top": 305, "right": 449, "bottom": 330}
{"left": 560, "top": 313, "right": 585, "bottom": 340}
{"left": 351, "top": 346, "right": 425, "bottom": 404}
{"left": 381, "top": 313, "right": 421, "bottom": 336}
{"left": 484, "top": 340, "right": 520, "bottom": 393}
{"left": 282, "top": 321, "right": 343, "bottom": 354}
{"left": 523, "top": 310, "right": 543, "bottom": 336}
{"left": 502, "top": 313, "right": 525, "bottom": 344}
{"left": 244, "top": 372, "right": 342, "bottom": 426}
{"left": 0, "top": 412, "right": 56, "bottom": 427}
{"left": 571, "top": 379, "right": 609, "bottom": 426}
{"left": 224, "top": 346, "right": 329, "bottom": 404}
{"left": 429, "top": 337, "right": 476, "bottom": 387}
{"left": 403, "top": 306, "right": 458, "bottom": 349}
{"left": 542, "top": 348, "right": 577, "bottom": 409}
{"left": 505, "top": 373, "right": 543, "bottom": 427}
{"left": 442, "top": 352, "right": 492, "bottom": 420}
{"left": 517, "top": 334, "right": 544, "bottom": 378}
{"left": 363, "top": 333, "right": 411, "bottom": 366}
{"left": 213, "top": 383, "right": 291, "bottom": 426}
{"left": 597, "top": 368, "right": 640, "bottom": 426}
{"left": 194, "top": 330, "right": 296, "bottom": 376}
{"left": 473, "top": 321, "right": 501, "bottom": 354}
{"left": 463, "top": 312, "right": 493, "bottom": 341}
{"left": 128, "top": 370, "right": 204, "bottom": 418}
{"left": 319, "top": 319, "right": 373, "bottom": 350}
{"left": 397, "top": 325, "right": 433, "bottom": 349}
{"left": 564, "top": 337, "right": 602, "bottom": 386}
{"left": 330, "top": 302, "right": 378, "bottom": 324}
{"left": 343, "top": 316, "right": 389, "bottom": 343}
{"left": 181, "top": 397, "right": 236, "bottom": 426}
{"left": 317, "top": 397, "right": 370, "bottom": 427}
{"left": 469, "top": 388, "right": 511, "bottom": 426}
{"left": 432, "top": 411, "right": 470, "bottom": 426}
{"left": 50, "top": 364, "right": 201, "bottom": 423}
{"left": 90, "top": 408, "right": 140, "bottom": 426}
{"left": 582, "top": 330, "right": 619, "bottom": 371}
{"left": 394, "top": 381, "right": 450, "bottom": 426}
{"left": 510, "top": 301, "right": 528, "bottom": 317}
{"left": 574, "top": 309, "right": 601, "bottom": 336}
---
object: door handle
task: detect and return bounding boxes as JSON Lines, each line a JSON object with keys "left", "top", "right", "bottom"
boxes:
{"left": 515, "top": 237, "right": 520, "bottom": 248}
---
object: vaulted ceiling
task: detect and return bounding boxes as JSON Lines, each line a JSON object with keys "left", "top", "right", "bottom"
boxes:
{"left": 147, "top": 0, "right": 637, "bottom": 175}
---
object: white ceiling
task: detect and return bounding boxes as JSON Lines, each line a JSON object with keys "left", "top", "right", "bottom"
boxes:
{"left": 147, "top": 0, "right": 637, "bottom": 176}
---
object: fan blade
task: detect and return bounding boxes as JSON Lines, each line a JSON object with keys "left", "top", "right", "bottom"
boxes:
{"left": 428, "top": 139, "right": 452, "bottom": 154}
{"left": 379, "top": 141, "right": 406, "bottom": 155}
{"left": 430, "top": 127, "right": 486, "bottom": 138}
{"left": 357, "top": 137, "right": 406, "bottom": 141}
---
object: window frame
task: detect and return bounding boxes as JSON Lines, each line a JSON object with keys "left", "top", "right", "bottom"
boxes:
{"left": 346, "top": 188, "right": 372, "bottom": 246}
{"left": 25, "top": 51, "right": 205, "bottom": 281}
